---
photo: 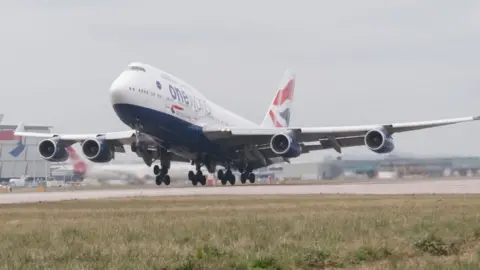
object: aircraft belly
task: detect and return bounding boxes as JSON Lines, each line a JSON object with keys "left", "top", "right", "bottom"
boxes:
{"left": 112, "top": 103, "right": 221, "bottom": 154}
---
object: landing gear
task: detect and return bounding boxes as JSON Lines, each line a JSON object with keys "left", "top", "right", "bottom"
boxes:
{"left": 217, "top": 168, "right": 236, "bottom": 185}
{"left": 187, "top": 154, "right": 215, "bottom": 186}
{"left": 130, "top": 141, "right": 137, "bottom": 153}
{"left": 153, "top": 148, "right": 171, "bottom": 186}
{"left": 240, "top": 166, "right": 256, "bottom": 184}
{"left": 188, "top": 164, "right": 207, "bottom": 186}
{"left": 240, "top": 172, "right": 255, "bottom": 184}
{"left": 155, "top": 174, "right": 170, "bottom": 186}
{"left": 131, "top": 119, "right": 157, "bottom": 167}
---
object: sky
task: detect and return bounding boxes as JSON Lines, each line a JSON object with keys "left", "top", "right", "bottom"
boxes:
{"left": 0, "top": 0, "right": 479, "bottom": 162}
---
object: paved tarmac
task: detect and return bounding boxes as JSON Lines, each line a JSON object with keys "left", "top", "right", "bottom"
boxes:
{"left": 1, "top": 178, "right": 480, "bottom": 204}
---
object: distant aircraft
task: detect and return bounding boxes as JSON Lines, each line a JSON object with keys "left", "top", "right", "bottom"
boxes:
{"left": 62, "top": 146, "right": 196, "bottom": 184}
{"left": 14, "top": 62, "right": 480, "bottom": 186}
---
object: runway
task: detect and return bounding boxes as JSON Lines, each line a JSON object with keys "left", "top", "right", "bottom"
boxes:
{"left": 2, "top": 178, "right": 480, "bottom": 204}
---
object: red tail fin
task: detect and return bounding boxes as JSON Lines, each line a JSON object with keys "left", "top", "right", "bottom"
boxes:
{"left": 261, "top": 69, "right": 296, "bottom": 128}
{"left": 66, "top": 146, "right": 87, "bottom": 176}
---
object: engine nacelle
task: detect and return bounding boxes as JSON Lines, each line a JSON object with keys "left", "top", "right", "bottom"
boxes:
{"left": 81, "top": 139, "right": 114, "bottom": 163}
{"left": 38, "top": 139, "right": 70, "bottom": 162}
{"left": 364, "top": 128, "right": 395, "bottom": 154}
{"left": 270, "top": 133, "right": 302, "bottom": 158}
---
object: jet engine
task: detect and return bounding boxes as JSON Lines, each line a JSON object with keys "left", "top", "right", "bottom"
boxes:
{"left": 38, "top": 139, "right": 69, "bottom": 162}
{"left": 270, "top": 133, "right": 302, "bottom": 158}
{"left": 364, "top": 127, "right": 395, "bottom": 154}
{"left": 81, "top": 139, "right": 114, "bottom": 163}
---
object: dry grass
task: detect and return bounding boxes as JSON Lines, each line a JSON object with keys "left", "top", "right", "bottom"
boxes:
{"left": 2, "top": 195, "right": 480, "bottom": 269}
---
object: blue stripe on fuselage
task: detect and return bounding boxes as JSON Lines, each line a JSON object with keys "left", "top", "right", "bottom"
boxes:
{"left": 112, "top": 103, "right": 222, "bottom": 154}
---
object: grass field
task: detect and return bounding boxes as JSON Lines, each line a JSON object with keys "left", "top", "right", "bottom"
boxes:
{"left": 2, "top": 195, "right": 480, "bottom": 269}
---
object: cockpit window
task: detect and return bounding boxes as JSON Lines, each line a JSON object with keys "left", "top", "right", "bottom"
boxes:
{"left": 127, "top": 66, "right": 146, "bottom": 72}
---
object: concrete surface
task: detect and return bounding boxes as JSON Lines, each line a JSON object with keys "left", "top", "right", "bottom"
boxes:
{"left": 2, "top": 178, "right": 480, "bottom": 204}
{"left": 7, "top": 176, "right": 474, "bottom": 194}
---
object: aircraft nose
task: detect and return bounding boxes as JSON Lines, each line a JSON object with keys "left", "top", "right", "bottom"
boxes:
{"left": 109, "top": 73, "right": 130, "bottom": 105}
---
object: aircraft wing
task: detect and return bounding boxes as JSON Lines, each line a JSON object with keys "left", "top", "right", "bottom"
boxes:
{"left": 14, "top": 115, "right": 479, "bottom": 169}
{"left": 204, "top": 115, "right": 480, "bottom": 162}
{"left": 14, "top": 123, "right": 136, "bottom": 152}
{"left": 14, "top": 123, "right": 192, "bottom": 162}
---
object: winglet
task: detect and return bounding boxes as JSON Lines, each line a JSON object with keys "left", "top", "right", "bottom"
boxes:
{"left": 14, "top": 123, "right": 25, "bottom": 135}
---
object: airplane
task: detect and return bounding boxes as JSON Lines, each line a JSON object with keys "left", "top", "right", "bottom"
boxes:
{"left": 61, "top": 146, "right": 198, "bottom": 184}
{"left": 13, "top": 62, "right": 480, "bottom": 187}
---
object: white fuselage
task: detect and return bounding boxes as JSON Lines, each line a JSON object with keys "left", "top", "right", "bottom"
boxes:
{"left": 109, "top": 62, "right": 262, "bottom": 160}
{"left": 110, "top": 62, "right": 258, "bottom": 128}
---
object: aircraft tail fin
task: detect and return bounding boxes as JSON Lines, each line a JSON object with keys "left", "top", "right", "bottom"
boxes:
{"left": 261, "top": 69, "right": 296, "bottom": 128}
{"left": 66, "top": 146, "right": 88, "bottom": 176}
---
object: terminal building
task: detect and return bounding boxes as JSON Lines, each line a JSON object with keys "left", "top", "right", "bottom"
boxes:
{"left": 0, "top": 114, "right": 53, "bottom": 181}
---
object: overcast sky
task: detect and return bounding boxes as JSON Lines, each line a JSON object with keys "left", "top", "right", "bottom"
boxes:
{"left": 1, "top": 0, "right": 479, "bottom": 162}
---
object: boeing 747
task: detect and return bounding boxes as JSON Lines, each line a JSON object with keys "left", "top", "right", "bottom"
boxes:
{"left": 14, "top": 62, "right": 480, "bottom": 186}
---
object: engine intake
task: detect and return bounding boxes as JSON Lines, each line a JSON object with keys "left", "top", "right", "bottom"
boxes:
{"left": 270, "top": 133, "right": 302, "bottom": 158}
{"left": 81, "top": 139, "right": 114, "bottom": 163}
{"left": 38, "top": 139, "right": 69, "bottom": 162}
{"left": 364, "top": 128, "right": 395, "bottom": 154}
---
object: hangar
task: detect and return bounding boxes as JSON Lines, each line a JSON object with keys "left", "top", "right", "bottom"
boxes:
{"left": 0, "top": 114, "right": 53, "bottom": 181}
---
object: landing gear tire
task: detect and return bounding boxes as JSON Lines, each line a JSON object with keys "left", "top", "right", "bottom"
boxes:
{"left": 218, "top": 169, "right": 228, "bottom": 185}
{"left": 153, "top": 165, "right": 161, "bottom": 176}
{"left": 218, "top": 169, "right": 235, "bottom": 185}
{"left": 240, "top": 173, "right": 247, "bottom": 184}
{"left": 155, "top": 175, "right": 163, "bottom": 185}
{"left": 199, "top": 175, "right": 206, "bottom": 186}
{"left": 163, "top": 175, "right": 171, "bottom": 186}
{"left": 217, "top": 169, "right": 224, "bottom": 180}
{"left": 154, "top": 165, "right": 170, "bottom": 186}
{"left": 248, "top": 173, "right": 255, "bottom": 184}
{"left": 188, "top": 171, "right": 195, "bottom": 181}
{"left": 151, "top": 148, "right": 172, "bottom": 187}
{"left": 240, "top": 172, "right": 255, "bottom": 184}
{"left": 226, "top": 170, "right": 235, "bottom": 185}
{"left": 190, "top": 170, "right": 206, "bottom": 186}
{"left": 155, "top": 174, "right": 170, "bottom": 186}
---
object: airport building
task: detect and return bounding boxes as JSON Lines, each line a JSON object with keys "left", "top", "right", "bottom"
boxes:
{"left": 0, "top": 114, "right": 53, "bottom": 181}
{"left": 281, "top": 155, "right": 480, "bottom": 181}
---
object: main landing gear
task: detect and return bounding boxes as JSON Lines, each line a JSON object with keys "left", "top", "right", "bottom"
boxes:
{"left": 240, "top": 171, "right": 256, "bottom": 184}
{"left": 153, "top": 149, "right": 171, "bottom": 186}
{"left": 188, "top": 164, "right": 207, "bottom": 186}
{"left": 238, "top": 166, "right": 256, "bottom": 185}
{"left": 187, "top": 155, "right": 213, "bottom": 186}
{"left": 217, "top": 168, "right": 236, "bottom": 185}
{"left": 216, "top": 166, "right": 256, "bottom": 185}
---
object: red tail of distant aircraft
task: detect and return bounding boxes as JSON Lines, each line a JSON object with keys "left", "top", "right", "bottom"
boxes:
{"left": 65, "top": 146, "right": 87, "bottom": 177}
